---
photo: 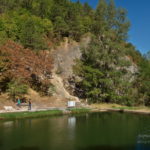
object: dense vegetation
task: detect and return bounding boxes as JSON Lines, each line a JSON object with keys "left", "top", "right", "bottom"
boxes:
{"left": 0, "top": 41, "right": 53, "bottom": 98}
{"left": 72, "top": 0, "right": 150, "bottom": 106}
{"left": 0, "top": 0, "right": 150, "bottom": 106}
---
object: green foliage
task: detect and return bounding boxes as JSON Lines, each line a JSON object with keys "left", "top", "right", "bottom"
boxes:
{"left": 74, "top": 28, "right": 150, "bottom": 106}
{"left": 54, "top": 16, "right": 69, "bottom": 38}
{"left": 0, "top": 110, "right": 63, "bottom": 120}
{"left": 107, "top": 0, "right": 116, "bottom": 29}
{"left": 19, "top": 16, "right": 46, "bottom": 49}
{"left": 74, "top": 64, "right": 104, "bottom": 102}
{"left": 7, "top": 80, "right": 28, "bottom": 99}
{"left": 0, "top": 0, "right": 149, "bottom": 107}
{"left": 70, "top": 108, "right": 90, "bottom": 114}
{"left": 0, "top": 10, "right": 53, "bottom": 50}
{"left": 0, "top": 0, "right": 130, "bottom": 44}
{"left": 144, "top": 50, "right": 150, "bottom": 60}
{"left": 74, "top": 34, "right": 137, "bottom": 105}
{"left": 138, "top": 59, "right": 150, "bottom": 105}
{"left": 94, "top": 0, "right": 108, "bottom": 34}
{"left": 115, "top": 8, "right": 130, "bottom": 41}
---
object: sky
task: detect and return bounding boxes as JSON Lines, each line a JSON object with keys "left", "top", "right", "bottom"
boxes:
{"left": 71, "top": 0, "right": 150, "bottom": 54}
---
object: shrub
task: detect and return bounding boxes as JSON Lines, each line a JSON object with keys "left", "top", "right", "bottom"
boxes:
{"left": 7, "top": 80, "right": 28, "bottom": 100}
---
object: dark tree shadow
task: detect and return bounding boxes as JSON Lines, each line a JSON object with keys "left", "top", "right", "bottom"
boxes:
{"left": 12, "top": 146, "right": 40, "bottom": 150}
{"left": 0, "top": 139, "right": 3, "bottom": 148}
{"left": 78, "top": 145, "right": 134, "bottom": 150}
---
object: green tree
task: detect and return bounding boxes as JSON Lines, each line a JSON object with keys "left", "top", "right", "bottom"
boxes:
{"left": 7, "top": 80, "right": 28, "bottom": 99}
{"left": 115, "top": 8, "right": 130, "bottom": 41}
{"left": 20, "top": 17, "right": 46, "bottom": 50}
{"left": 0, "top": 10, "right": 53, "bottom": 50}
{"left": 54, "top": 16, "right": 69, "bottom": 38}
{"left": 74, "top": 35, "right": 136, "bottom": 105}
{"left": 83, "top": 2, "right": 93, "bottom": 17}
{"left": 107, "top": 0, "right": 116, "bottom": 29}
{"left": 21, "top": 0, "right": 33, "bottom": 10}
{"left": 93, "top": 0, "right": 108, "bottom": 35}
{"left": 32, "top": 0, "right": 53, "bottom": 18}
{"left": 138, "top": 59, "right": 150, "bottom": 105}
{"left": 144, "top": 51, "right": 150, "bottom": 60}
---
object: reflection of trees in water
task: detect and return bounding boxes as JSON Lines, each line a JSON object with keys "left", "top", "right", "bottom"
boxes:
{"left": 3, "top": 121, "right": 14, "bottom": 128}
{"left": 68, "top": 117, "right": 76, "bottom": 140}
{"left": 0, "top": 138, "right": 3, "bottom": 148}
{"left": 12, "top": 146, "right": 40, "bottom": 150}
{"left": 136, "top": 125, "right": 150, "bottom": 150}
{"left": 68, "top": 117, "right": 76, "bottom": 129}
{"left": 13, "top": 119, "right": 33, "bottom": 129}
{"left": 78, "top": 145, "right": 133, "bottom": 150}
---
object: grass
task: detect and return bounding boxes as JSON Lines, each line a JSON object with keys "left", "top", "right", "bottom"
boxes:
{"left": 69, "top": 107, "right": 90, "bottom": 114}
{"left": 0, "top": 107, "right": 91, "bottom": 120}
{"left": 90, "top": 103, "right": 150, "bottom": 112}
{"left": 1, "top": 104, "right": 150, "bottom": 120}
{"left": 90, "top": 103, "right": 122, "bottom": 109}
{"left": 0, "top": 110, "right": 63, "bottom": 120}
{"left": 112, "top": 106, "right": 138, "bottom": 110}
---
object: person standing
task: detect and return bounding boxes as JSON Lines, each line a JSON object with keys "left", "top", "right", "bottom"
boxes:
{"left": 28, "top": 99, "right": 32, "bottom": 110}
{"left": 17, "top": 98, "right": 21, "bottom": 107}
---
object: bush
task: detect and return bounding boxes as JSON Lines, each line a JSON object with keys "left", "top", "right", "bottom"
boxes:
{"left": 47, "top": 84, "right": 56, "bottom": 96}
{"left": 7, "top": 80, "right": 28, "bottom": 99}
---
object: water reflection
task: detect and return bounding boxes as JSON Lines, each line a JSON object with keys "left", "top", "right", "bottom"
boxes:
{"left": 68, "top": 117, "right": 76, "bottom": 129}
{"left": 0, "top": 138, "right": 3, "bottom": 148}
{"left": 12, "top": 146, "right": 40, "bottom": 150}
{"left": 3, "top": 121, "right": 13, "bottom": 128}
{"left": 78, "top": 145, "right": 134, "bottom": 150}
{"left": 1, "top": 112, "right": 150, "bottom": 150}
{"left": 68, "top": 117, "right": 76, "bottom": 140}
{"left": 27, "top": 119, "right": 32, "bottom": 128}
{"left": 136, "top": 126, "right": 150, "bottom": 150}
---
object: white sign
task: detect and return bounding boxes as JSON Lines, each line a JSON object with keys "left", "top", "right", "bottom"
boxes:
{"left": 67, "top": 101, "right": 76, "bottom": 107}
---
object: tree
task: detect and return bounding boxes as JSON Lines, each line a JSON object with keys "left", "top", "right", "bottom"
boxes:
{"left": 20, "top": 17, "right": 48, "bottom": 50}
{"left": 138, "top": 59, "right": 150, "bottom": 105}
{"left": 74, "top": 35, "right": 136, "bottom": 105}
{"left": 32, "top": 0, "right": 53, "bottom": 18}
{"left": 0, "top": 46, "right": 11, "bottom": 92}
{"left": 107, "top": 0, "right": 116, "bottom": 29}
{"left": 7, "top": 79, "right": 28, "bottom": 99}
{"left": 54, "top": 16, "right": 69, "bottom": 38}
{"left": 21, "top": 0, "right": 33, "bottom": 10}
{"left": 83, "top": 2, "right": 93, "bottom": 17}
{"left": 0, "top": 41, "right": 53, "bottom": 94}
{"left": 93, "top": 0, "right": 108, "bottom": 35}
{"left": 144, "top": 51, "right": 150, "bottom": 60}
{"left": 0, "top": 10, "right": 53, "bottom": 50}
{"left": 115, "top": 8, "right": 130, "bottom": 41}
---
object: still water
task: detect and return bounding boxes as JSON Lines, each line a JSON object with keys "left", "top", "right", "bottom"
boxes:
{"left": 0, "top": 112, "right": 150, "bottom": 150}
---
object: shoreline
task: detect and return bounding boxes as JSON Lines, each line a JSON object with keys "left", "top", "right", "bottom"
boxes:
{"left": 91, "top": 108, "right": 150, "bottom": 115}
{"left": 89, "top": 103, "right": 150, "bottom": 115}
{"left": 0, "top": 107, "right": 90, "bottom": 120}
{"left": 1, "top": 104, "right": 150, "bottom": 120}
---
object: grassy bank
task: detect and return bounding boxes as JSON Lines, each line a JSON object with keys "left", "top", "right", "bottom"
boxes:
{"left": 90, "top": 103, "right": 150, "bottom": 113}
{"left": 0, "top": 108, "right": 91, "bottom": 120}
{"left": 1, "top": 104, "right": 150, "bottom": 120}
{"left": 0, "top": 110, "right": 63, "bottom": 120}
{"left": 69, "top": 108, "right": 90, "bottom": 114}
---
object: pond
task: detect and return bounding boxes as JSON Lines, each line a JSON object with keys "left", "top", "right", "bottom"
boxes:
{"left": 0, "top": 112, "right": 150, "bottom": 150}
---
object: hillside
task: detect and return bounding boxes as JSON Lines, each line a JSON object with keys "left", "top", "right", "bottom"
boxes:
{"left": 0, "top": 0, "right": 150, "bottom": 110}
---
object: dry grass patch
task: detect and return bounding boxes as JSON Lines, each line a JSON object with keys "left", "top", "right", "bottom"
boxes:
{"left": 90, "top": 103, "right": 122, "bottom": 110}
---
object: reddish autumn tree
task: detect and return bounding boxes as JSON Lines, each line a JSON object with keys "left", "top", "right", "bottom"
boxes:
{"left": 0, "top": 40, "right": 53, "bottom": 94}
